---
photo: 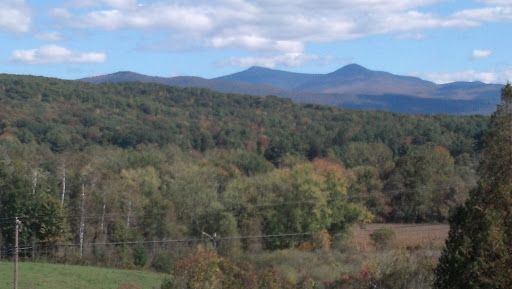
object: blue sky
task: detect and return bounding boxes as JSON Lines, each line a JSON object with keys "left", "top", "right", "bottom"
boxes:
{"left": 1, "top": 0, "right": 511, "bottom": 83}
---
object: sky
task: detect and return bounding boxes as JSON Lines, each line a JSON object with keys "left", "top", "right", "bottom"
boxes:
{"left": 1, "top": 0, "right": 511, "bottom": 84}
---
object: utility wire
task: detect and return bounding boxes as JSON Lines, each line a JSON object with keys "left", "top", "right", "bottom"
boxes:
{"left": 0, "top": 224, "right": 450, "bottom": 251}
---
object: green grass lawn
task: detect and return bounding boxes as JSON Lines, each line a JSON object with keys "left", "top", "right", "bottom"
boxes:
{"left": 0, "top": 261, "right": 166, "bottom": 289}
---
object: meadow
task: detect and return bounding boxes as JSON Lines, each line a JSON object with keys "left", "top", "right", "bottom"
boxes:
{"left": 350, "top": 223, "right": 449, "bottom": 250}
{"left": 0, "top": 261, "right": 165, "bottom": 289}
{"left": 0, "top": 223, "right": 449, "bottom": 289}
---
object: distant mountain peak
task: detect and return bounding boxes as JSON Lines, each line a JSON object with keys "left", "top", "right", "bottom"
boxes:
{"left": 330, "top": 63, "right": 371, "bottom": 75}
{"left": 105, "top": 71, "right": 139, "bottom": 76}
{"left": 239, "top": 66, "right": 275, "bottom": 74}
{"left": 342, "top": 63, "right": 367, "bottom": 70}
{"left": 79, "top": 65, "right": 502, "bottom": 115}
{"left": 246, "top": 66, "right": 269, "bottom": 71}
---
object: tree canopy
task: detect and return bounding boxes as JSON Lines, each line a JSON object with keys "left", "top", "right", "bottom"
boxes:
{"left": 0, "top": 74, "right": 494, "bottom": 271}
{"left": 435, "top": 83, "right": 512, "bottom": 289}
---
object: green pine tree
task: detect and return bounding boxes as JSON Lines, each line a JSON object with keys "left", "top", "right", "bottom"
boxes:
{"left": 434, "top": 83, "right": 512, "bottom": 289}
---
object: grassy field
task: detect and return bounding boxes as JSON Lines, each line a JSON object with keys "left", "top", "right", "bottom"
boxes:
{"left": 245, "top": 223, "right": 449, "bottom": 284}
{"left": 0, "top": 224, "right": 448, "bottom": 288}
{"left": 0, "top": 262, "right": 166, "bottom": 289}
{"left": 350, "top": 223, "right": 449, "bottom": 250}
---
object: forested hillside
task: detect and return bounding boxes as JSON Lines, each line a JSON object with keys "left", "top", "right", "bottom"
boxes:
{"left": 0, "top": 74, "right": 489, "bottom": 270}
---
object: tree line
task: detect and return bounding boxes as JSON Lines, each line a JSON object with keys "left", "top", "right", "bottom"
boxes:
{"left": 0, "top": 74, "right": 491, "bottom": 271}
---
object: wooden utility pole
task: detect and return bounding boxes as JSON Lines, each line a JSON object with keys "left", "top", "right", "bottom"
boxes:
{"left": 202, "top": 232, "right": 217, "bottom": 248}
{"left": 14, "top": 217, "right": 20, "bottom": 289}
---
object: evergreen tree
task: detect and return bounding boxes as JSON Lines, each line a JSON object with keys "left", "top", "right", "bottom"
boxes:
{"left": 434, "top": 83, "right": 512, "bottom": 289}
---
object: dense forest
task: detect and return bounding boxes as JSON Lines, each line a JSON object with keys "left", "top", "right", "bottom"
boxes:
{"left": 0, "top": 74, "right": 491, "bottom": 286}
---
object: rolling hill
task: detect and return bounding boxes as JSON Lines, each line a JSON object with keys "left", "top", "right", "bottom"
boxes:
{"left": 80, "top": 64, "right": 503, "bottom": 115}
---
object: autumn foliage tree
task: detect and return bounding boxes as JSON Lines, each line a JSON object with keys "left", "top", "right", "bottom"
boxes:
{"left": 435, "top": 83, "right": 512, "bottom": 288}
{"left": 224, "top": 158, "right": 372, "bottom": 250}
{"left": 173, "top": 249, "right": 257, "bottom": 289}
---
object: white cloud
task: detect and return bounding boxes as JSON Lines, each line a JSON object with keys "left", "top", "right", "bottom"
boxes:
{"left": 34, "top": 31, "right": 66, "bottom": 42}
{"left": 11, "top": 45, "right": 107, "bottom": 64}
{"left": 396, "top": 32, "right": 425, "bottom": 40}
{"left": 0, "top": 0, "right": 31, "bottom": 33}
{"left": 49, "top": 8, "right": 72, "bottom": 19}
{"left": 220, "top": 52, "right": 326, "bottom": 68}
{"left": 453, "top": 6, "right": 512, "bottom": 22}
{"left": 69, "top": 4, "right": 214, "bottom": 32}
{"left": 50, "top": 1, "right": 484, "bottom": 46}
{"left": 471, "top": 49, "right": 493, "bottom": 59}
{"left": 210, "top": 36, "right": 303, "bottom": 53}
{"left": 412, "top": 70, "right": 502, "bottom": 84}
{"left": 477, "top": 0, "right": 512, "bottom": 6}
{"left": 68, "top": 0, "right": 138, "bottom": 10}
{"left": 45, "top": 0, "right": 512, "bottom": 70}
{"left": 276, "top": 0, "right": 443, "bottom": 13}
{"left": 377, "top": 10, "right": 479, "bottom": 34}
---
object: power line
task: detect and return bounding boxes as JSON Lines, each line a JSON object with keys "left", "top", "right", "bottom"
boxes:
{"left": 0, "top": 182, "right": 460, "bottom": 256}
{"left": 1, "top": 224, "right": 450, "bottom": 252}
{"left": 0, "top": 232, "right": 311, "bottom": 251}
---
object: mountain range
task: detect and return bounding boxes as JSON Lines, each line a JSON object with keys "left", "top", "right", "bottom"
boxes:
{"left": 80, "top": 64, "right": 503, "bottom": 115}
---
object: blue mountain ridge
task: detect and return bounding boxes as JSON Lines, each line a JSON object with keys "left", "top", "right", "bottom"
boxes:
{"left": 79, "top": 64, "right": 503, "bottom": 115}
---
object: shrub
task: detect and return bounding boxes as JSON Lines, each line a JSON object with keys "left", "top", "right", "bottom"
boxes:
{"left": 299, "top": 230, "right": 331, "bottom": 253}
{"left": 152, "top": 251, "right": 174, "bottom": 273}
{"left": 257, "top": 266, "right": 291, "bottom": 289}
{"left": 160, "top": 276, "right": 177, "bottom": 289}
{"left": 369, "top": 227, "right": 395, "bottom": 249}
{"left": 372, "top": 251, "right": 435, "bottom": 289}
{"left": 312, "top": 229, "right": 331, "bottom": 253}
{"left": 173, "top": 249, "right": 257, "bottom": 289}
{"left": 325, "top": 251, "right": 436, "bottom": 289}
{"left": 132, "top": 245, "right": 148, "bottom": 267}
{"left": 296, "top": 276, "right": 321, "bottom": 289}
